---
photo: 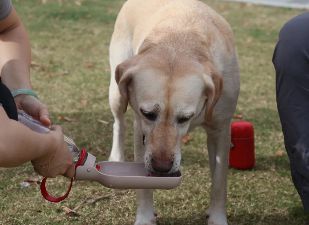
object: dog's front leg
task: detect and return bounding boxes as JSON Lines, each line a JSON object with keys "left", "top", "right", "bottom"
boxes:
{"left": 108, "top": 56, "right": 127, "bottom": 162}
{"left": 134, "top": 117, "right": 156, "bottom": 225}
{"left": 205, "top": 121, "right": 231, "bottom": 225}
{"left": 135, "top": 190, "right": 156, "bottom": 225}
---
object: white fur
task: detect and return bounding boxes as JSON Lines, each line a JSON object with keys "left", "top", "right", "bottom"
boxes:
{"left": 108, "top": 1, "right": 240, "bottom": 225}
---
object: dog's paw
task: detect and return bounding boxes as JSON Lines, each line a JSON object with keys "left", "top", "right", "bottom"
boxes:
{"left": 134, "top": 219, "right": 156, "bottom": 225}
{"left": 206, "top": 208, "right": 212, "bottom": 218}
{"left": 207, "top": 212, "right": 228, "bottom": 225}
{"left": 134, "top": 213, "right": 156, "bottom": 225}
{"left": 134, "top": 222, "right": 156, "bottom": 225}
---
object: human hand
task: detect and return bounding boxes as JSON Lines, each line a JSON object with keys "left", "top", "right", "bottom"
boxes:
{"left": 31, "top": 125, "right": 75, "bottom": 178}
{"left": 14, "top": 94, "right": 51, "bottom": 127}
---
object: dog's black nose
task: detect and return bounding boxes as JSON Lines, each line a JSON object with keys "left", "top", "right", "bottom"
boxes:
{"left": 151, "top": 158, "right": 174, "bottom": 173}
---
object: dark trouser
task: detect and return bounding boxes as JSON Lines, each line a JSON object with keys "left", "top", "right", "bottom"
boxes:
{"left": 273, "top": 12, "right": 309, "bottom": 212}
{"left": 0, "top": 79, "right": 17, "bottom": 120}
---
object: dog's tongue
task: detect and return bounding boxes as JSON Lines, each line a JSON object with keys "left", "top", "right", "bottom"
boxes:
{"left": 148, "top": 171, "right": 181, "bottom": 177}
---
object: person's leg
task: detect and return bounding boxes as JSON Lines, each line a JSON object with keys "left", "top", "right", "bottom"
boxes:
{"left": 273, "top": 12, "right": 309, "bottom": 211}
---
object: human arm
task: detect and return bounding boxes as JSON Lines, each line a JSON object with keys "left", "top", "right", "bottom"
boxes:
{"left": 0, "top": 5, "right": 50, "bottom": 126}
{"left": 0, "top": 2, "right": 74, "bottom": 178}
{"left": 0, "top": 106, "right": 75, "bottom": 177}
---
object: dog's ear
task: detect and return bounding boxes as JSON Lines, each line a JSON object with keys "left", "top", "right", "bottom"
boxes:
{"left": 203, "top": 65, "right": 223, "bottom": 124}
{"left": 115, "top": 56, "right": 140, "bottom": 112}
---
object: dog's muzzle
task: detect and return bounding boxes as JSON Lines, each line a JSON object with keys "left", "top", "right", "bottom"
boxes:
{"left": 151, "top": 157, "right": 174, "bottom": 173}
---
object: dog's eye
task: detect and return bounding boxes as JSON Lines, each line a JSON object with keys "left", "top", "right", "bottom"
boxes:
{"left": 177, "top": 117, "right": 190, "bottom": 124}
{"left": 177, "top": 114, "right": 193, "bottom": 124}
{"left": 140, "top": 109, "right": 157, "bottom": 121}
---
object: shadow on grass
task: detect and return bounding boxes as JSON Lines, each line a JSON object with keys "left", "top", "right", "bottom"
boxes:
{"left": 157, "top": 212, "right": 207, "bottom": 225}
{"left": 228, "top": 207, "right": 309, "bottom": 225}
{"left": 121, "top": 208, "right": 309, "bottom": 225}
{"left": 160, "top": 207, "right": 308, "bottom": 225}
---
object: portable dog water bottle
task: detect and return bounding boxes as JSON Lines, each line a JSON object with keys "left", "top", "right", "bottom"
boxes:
{"left": 18, "top": 110, "right": 181, "bottom": 203}
{"left": 18, "top": 110, "right": 84, "bottom": 202}
{"left": 18, "top": 110, "right": 80, "bottom": 161}
{"left": 229, "top": 120, "right": 255, "bottom": 170}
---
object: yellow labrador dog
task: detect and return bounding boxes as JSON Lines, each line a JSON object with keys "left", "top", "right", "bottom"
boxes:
{"left": 108, "top": 0, "right": 240, "bottom": 224}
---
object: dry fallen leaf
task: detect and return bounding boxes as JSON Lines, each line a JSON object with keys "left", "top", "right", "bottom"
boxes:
{"left": 75, "top": 0, "right": 82, "bottom": 6}
{"left": 24, "top": 177, "right": 41, "bottom": 185}
{"left": 96, "top": 147, "right": 104, "bottom": 153}
{"left": 182, "top": 134, "right": 192, "bottom": 144}
{"left": 41, "top": 0, "right": 63, "bottom": 4}
{"left": 275, "top": 150, "right": 286, "bottom": 157}
{"left": 61, "top": 206, "right": 80, "bottom": 217}
{"left": 58, "top": 115, "right": 75, "bottom": 122}
{"left": 84, "top": 62, "right": 95, "bottom": 69}
{"left": 63, "top": 194, "right": 113, "bottom": 216}
{"left": 233, "top": 114, "right": 243, "bottom": 119}
{"left": 80, "top": 99, "right": 88, "bottom": 107}
{"left": 59, "top": 71, "right": 69, "bottom": 76}
{"left": 98, "top": 119, "right": 109, "bottom": 125}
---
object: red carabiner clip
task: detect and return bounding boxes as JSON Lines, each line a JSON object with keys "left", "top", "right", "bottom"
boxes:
{"left": 40, "top": 149, "right": 88, "bottom": 203}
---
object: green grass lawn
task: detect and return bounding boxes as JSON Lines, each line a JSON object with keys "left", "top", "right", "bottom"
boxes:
{"left": 1, "top": 0, "right": 308, "bottom": 224}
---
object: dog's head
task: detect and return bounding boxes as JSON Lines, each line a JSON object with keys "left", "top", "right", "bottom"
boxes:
{"left": 115, "top": 49, "right": 222, "bottom": 175}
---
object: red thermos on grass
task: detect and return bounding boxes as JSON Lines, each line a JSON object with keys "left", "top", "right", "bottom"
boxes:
{"left": 229, "top": 120, "right": 255, "bottom": 170}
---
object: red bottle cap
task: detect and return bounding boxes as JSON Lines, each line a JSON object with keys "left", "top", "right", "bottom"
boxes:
{"left": 231, "top": 121, "right": 254, "bottom": 139}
